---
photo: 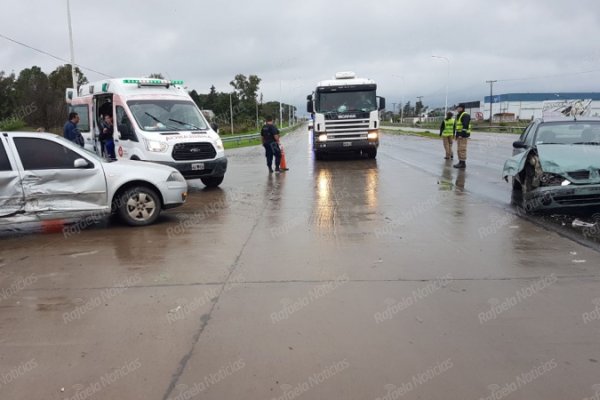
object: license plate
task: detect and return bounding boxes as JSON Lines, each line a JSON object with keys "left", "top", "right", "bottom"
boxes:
{"left": 191, "top": 163, "right": 205, "bottom": 171}
{"left": 343, "top": 142, "right": 352, "bottom": 147}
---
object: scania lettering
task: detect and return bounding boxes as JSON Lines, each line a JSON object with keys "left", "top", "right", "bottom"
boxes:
{"left": 66, "top": 78, "right": 227, "bottom": 187}
{"left": 307, "top": 72, "right": 385, "bottom": 160}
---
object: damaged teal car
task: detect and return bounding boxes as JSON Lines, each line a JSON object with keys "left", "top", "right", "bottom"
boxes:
{"left": 503, "top": 118, "right": 600, "bottom": 211}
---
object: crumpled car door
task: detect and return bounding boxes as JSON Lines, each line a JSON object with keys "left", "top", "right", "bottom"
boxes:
{"left": 0, "top": 135, "right": 25, "bottom": 217}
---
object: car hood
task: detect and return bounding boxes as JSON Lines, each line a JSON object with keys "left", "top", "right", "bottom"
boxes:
{"left": 101, "top": 159, "right": 176, "bottom": 181}
{"left": 503, "top": 144, "right": 600, "bottom": 182}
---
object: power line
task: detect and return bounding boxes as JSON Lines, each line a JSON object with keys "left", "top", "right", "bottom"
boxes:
{"left": 0, "top": 32, "right": 112, "bottom": 78}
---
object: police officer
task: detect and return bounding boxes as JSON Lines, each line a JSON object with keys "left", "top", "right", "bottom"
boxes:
{"left": 439, "top": 111, "right": 455, "bottom": 160}
{"left": 261, "top": 116, "right": 281, "bottom": 173}
{"left": 453, "top": 103, "right": 471, "bottom": 169}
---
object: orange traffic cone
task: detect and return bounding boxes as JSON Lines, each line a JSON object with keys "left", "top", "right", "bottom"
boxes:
{"left": 279, "top": 143, "right": 289, "bottom": 171}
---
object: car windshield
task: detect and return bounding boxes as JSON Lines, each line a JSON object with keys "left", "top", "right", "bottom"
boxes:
{"left": 317, "top": 90, "right": 377, "bottom": 113}
{"left": 127, "top": 100, "right": 208, "bottom": 132}
{"left": 535, "top": 122, "right": 600, "bottom": 145}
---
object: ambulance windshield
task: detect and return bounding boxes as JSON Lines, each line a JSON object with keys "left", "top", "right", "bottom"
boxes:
{"left": 127, "top": 100, "right": 208, "bottom": 131}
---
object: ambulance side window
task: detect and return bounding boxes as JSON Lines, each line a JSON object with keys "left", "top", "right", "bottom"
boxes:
{"left": 69, "top": 105, "right": 90, "bottom": 132}
{"left": 116, "top": 106, "right": 137, "bottom": 142}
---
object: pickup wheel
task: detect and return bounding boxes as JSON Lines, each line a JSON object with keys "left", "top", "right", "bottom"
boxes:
{"left": 200, "top": 176, "right": 224, "bottom": 188}
{"left": 117, "top": 185, "right": 162, "bottom": 226}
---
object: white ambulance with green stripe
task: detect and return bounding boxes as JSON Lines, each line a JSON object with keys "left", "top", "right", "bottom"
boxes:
{"left": 66, "top": 78, "right": 227, "bottom": 187}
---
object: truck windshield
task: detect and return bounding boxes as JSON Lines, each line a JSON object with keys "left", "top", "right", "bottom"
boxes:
{"left": 127, "top": 100, "right": 208, "bottom": 131}
{"left": 317, "top": 90, "right": 377, "bottom": 113}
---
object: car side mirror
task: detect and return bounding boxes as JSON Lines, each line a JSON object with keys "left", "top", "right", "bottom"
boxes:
{"left": 74, "top": 158, "right": 91, "bottom": 168}
{"left": 512, "top": 141, "right": 528, "bottom": 149}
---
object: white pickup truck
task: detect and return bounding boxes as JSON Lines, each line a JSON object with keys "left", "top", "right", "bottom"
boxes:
{"left": 0, "top": 131, "right": 188, "bottom": 227}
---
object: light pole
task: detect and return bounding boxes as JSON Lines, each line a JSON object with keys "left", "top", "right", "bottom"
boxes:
{"left": 486, "top": 80, "right": 497, "bottom": 126}
{"left": 431, "top": 55, "right": 449, "bottom": 115}
{"left": 66, "top": 0, "right": 77, "bottom": 94}
{"left": 229, "top": 92, "right": 234, "bottom": 135}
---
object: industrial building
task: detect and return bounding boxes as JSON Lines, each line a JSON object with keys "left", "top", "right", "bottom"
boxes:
{"left": 482, "top": 92, "right": 600, "bottom": 121}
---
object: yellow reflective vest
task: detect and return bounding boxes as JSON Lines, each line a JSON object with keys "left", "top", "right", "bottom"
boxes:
{"left": 455, "top": 112, "right": 471, "bottom": 135}
{"left": 442, "top": 118, "right": 455, "bottom": 137}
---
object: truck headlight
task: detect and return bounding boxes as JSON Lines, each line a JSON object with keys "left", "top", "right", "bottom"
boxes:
{"left": 145, "top": 139, "right": 168, "bottom": 153}
{"left": 368, "top": 130, "right": 379, "bottom": 140}
{"left": 215, "top": 138, "right": 224, "bottom": 151}
{"left": 167, "top": 171, "right": 186, "bottom": 182}
{"left": 318, "top": 134, "right": 328, "bottom": 142}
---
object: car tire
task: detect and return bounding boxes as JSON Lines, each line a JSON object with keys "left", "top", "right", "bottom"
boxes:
{"left": 117, "top": 185, "right": 162, "bottom": 226}
{"left": 200, "top": 176, "right": 224, "bottom": 188}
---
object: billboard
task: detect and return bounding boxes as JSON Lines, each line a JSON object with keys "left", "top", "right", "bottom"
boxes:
{"left": 542, "top": 99, "right": 592, "bottom": 118}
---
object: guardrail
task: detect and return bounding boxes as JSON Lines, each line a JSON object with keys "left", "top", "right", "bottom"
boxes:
{"left": 220, "top": 124, "right": 303, "bottom": 144}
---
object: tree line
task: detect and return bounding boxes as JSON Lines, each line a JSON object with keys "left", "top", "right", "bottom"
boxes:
{"left": 0, "top": 65, "right": 296, "bottom": 134}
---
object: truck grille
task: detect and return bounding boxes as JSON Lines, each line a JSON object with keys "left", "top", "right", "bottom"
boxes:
{"left": 324, "top": 118, "right": 370, "bottom": 141}
{"left": 172, "top": 142, "right": 216, "bottom": 161}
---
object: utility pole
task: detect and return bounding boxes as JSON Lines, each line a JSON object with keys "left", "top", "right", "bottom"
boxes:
{"left": 486, "top": 80, "right": 497, "bottom": 126}
{"left": 392, "top": 102, "right": 397, "bottom": 122}
{"left": 431, "top": 55, "right": 450, "bottom": 115}
{"left": 229, "top": 92, "right": 234, "bottom": 135}
{"left": 66, "top": 0, "right": 77, "bottom": 95}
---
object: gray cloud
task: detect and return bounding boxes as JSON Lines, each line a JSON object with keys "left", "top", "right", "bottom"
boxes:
{"left": 2, "top": 0, "right": 600, "bottom": 111}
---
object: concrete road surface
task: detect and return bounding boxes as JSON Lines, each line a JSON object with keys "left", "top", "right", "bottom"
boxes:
{"left": 1, "top": 127, "right": 599, "bottom": 400}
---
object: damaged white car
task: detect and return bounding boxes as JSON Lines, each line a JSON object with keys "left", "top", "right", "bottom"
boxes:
{"left": 0, "top": 132, "right": 188, "bottom": 227}
{"left": 503, "top": 118, "right": 600, "bottom": 211}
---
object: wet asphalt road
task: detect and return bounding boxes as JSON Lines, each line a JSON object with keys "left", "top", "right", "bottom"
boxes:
{"left": 1, "top": 126, "right": 600, "bottom": 399}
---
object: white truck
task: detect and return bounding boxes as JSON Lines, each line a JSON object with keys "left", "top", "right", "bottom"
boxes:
{"left": 306, "top": 72, "right": 385, "bottom": 159}
{"left": 66, "top": 78, "right": 227, "bottom": 187}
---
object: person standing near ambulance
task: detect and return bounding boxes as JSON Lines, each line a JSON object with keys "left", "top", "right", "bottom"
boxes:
{"left": 261, "top": 116, "right": 281, "bottom": 173}
{"left": 439, "top": 111, "right": 455, "bottom": 160}
{"left": 453, "top": 103, "right": 471, "bottom": 169}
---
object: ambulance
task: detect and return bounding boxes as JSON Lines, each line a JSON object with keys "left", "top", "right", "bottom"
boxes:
{"left": 66, "top": 78, "right": 227, "bottom": 187}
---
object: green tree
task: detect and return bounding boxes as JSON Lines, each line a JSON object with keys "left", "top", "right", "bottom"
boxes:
{"left": 14, "top": 66, "right": 50, "bottom": 128}
{"left": 0, "top": 71, "right": 17, "bottom": 121}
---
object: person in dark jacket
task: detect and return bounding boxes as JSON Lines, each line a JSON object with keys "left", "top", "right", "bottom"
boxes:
{"left": 99, "top": 113, "right": 116, "bottom": 160}
{"left": 261, "top": 116, "right": 281, "bottom": 173}
{"left": 63, "top": 112, "right": 84, "bottom": 147}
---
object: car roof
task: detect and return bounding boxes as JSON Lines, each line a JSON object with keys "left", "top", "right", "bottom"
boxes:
{"left": 536, "top": 117, "right": 600, "bottom": 124}
{"left": 2, "top": 131, "right": 60, "bottom": 137}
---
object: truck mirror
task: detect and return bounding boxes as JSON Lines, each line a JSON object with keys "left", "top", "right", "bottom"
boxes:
{"left": 378, "top": 97, "right": 386, "bottom": 111}
{"left": 307, "top": 101, "right": 314, "bottom": 113}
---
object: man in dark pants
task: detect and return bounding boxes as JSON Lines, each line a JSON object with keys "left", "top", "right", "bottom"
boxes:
{"left": 99, "top": 113, "right": 116, "bottom": 160}
{"left": 453, "top": 103, "right": 471, "bottom": 169}
{"left": 261, "top": 116, "right": 281, "bottom": 173}
{"left": 63, "top": 112, "right": 84, "bottom": 147}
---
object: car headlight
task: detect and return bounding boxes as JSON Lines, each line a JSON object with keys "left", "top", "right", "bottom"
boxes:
{"left": 145, "top": 139, "right": 168, "bottom": 152}
{"left": 367, "top": 130, "right": 379, "bottom": 140}
{"left": 215, "top": 138, "right": 224, "bottom": 151}
{"left": 539, "top": 172, "right": 570, "bottom": 187}
{"left": 167, "top": 171, "right": 186, "bottom": 182}
{"left": 318, "top": 134, "right": 328, "bottom": 142}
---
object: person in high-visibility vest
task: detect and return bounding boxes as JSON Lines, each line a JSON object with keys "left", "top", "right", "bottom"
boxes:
{"left": 453, "top": 103, "right": 471, "bottom": 169}
{"left": 439, "top": 112, "right": 455, "bottom": 160}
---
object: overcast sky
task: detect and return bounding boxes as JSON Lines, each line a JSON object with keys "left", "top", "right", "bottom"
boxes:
{"left": 2, "top": 0, "right": 600, "bottom": 112}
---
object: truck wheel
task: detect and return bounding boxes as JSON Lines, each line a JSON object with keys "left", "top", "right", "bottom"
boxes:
{"left": 200, "top": 176, "right": 224, "bottom": 188}
{"left": 367, "top": 149, "right": 377, "bottom": 159}
{"left": 314, "top": 151, "right": 324, "bottom": 161}
{"left": 117, "top": 186, "right": 162, "bottom": 226}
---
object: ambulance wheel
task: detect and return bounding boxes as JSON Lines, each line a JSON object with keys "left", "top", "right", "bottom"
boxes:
{"left": 201, "top": 176, "right": 224, "bottom": 188}
{"left": 117, "top": 185, "right": 162, "bottom": 226}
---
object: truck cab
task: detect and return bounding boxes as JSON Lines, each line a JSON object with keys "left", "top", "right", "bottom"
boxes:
{"left": 66, "top": 78, "right": 227, "bottom": 187}
{"left": 307, "top": 72, "right": 385, "bottom": 159}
